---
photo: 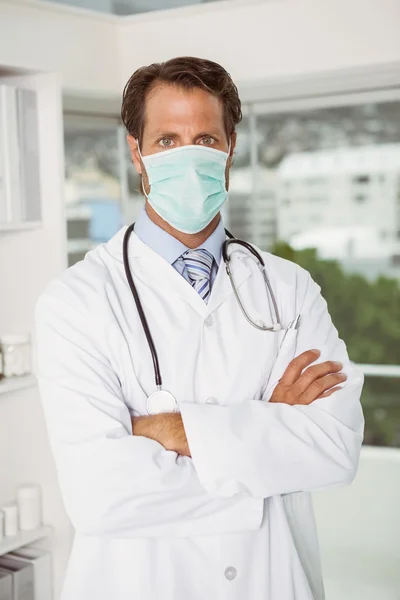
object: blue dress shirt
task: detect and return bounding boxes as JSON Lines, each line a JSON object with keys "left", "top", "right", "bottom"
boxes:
{"left": 134, "top": 207, "right": 226, "bottom": 289}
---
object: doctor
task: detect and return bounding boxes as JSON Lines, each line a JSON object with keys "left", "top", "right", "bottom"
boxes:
{"left": 36, "top": 56, "right": 364, "bottom": 600}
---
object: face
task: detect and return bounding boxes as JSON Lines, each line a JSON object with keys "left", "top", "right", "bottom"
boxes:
{"left": 127, "top": 83, "right": 236, "bottom": 194}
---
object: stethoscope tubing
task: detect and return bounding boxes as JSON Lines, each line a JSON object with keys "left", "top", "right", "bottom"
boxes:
{"left": 223, "top": 237, "right": 281, "bottom": 331}
{"left": 123, "top": 222, "right": 163, "bottom": 387}
{"left": 122, "top": 223, "right": 282, "bottom": 390}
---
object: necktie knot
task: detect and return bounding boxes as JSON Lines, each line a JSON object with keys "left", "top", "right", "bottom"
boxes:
{"left": 182, "top": 248, "right": 214, "bottom": 303}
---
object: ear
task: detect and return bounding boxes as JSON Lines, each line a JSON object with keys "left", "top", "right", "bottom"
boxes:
{"left": 127, "top": 135, "right": 142, "bottom": 175}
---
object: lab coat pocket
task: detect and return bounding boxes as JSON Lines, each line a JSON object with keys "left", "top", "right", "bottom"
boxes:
{"left": 263, "top": 329, "right": 299, "bottom": 400}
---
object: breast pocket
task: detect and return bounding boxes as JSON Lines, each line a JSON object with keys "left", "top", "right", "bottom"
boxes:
{"left": 262, "top": 329, "right": 299, "bottom": 401}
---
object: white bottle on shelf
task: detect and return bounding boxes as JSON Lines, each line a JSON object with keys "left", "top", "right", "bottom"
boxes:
{"left": 0, "top": 334, "right": 31, "bottom": 378}
{"left": 1, "top": 505, "right": 18, "bottom": 537}
{"left": 17, "top": 485, "right": 42, "bottom": 531}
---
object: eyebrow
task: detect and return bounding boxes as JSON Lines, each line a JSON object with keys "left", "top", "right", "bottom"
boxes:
{"left": 152, "top": 131, "right": 180, "bottom": 139}
{"left": 195, "top": 131, "right": 223, "bottom": 139}
{"left": 151, "top": 131, "right": 223, "bottom": 140}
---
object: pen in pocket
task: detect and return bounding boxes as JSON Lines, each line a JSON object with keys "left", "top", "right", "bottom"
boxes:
{"left": 280, "top": 314, "right": 301, "bottom": 346}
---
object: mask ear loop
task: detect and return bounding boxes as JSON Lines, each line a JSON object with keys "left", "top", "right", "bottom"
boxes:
{"left": 136, "top": 138, "right": 150, "bottom": 200}
{"left": 225, "top": 139, "right": 232, "bottom": 193}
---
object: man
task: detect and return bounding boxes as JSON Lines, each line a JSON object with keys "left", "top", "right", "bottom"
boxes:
{"left": 36, "top": 57, "right": 364, "bottom": 600}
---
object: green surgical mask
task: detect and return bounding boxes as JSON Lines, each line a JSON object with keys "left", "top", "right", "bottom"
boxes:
{"left": 138, "top": 143, "right": 230, "bottom": 234}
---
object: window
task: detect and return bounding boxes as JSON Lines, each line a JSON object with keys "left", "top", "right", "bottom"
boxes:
{"left": 354, "top": 175, "right": 370, "bottom": 184}
{"left": 232, "top": 98, "right": 400, "bottom": 448}
{"left": 306, "top": 177, "right": 325, "bottom": 185}
{"left": 310, "top": 197, "right": 327, "bottom": 203}
{"left": 362, "top": 376, "right": 400, "bottom": 446}
{"left": 354, "top": 194, "right": 367, "bottom": 203}
{"left": 64, "top": 116, "right": 122, "bottom": 266}
{"left": 226, "top": 116, "right": 251, "bottom": 239}
{"left": 64, "top": 115, "right": 142, "bottom": 267}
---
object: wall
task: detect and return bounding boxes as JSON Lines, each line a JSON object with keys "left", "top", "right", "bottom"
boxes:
{"left": 2, "top": 0, "right": 399, "bottom": 100}
{"left": 0, "top": 4, "right": 122, "bottom": 598}
{"left": 118, "top": 0, "right": 400, "bottom": 87}
{"left": 0, "top": 70, "right": 70, "bottom": 600}
{"left": 0, "top": 0, "right": 120, "bottom": 94}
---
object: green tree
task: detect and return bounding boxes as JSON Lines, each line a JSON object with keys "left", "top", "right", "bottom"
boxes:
{"left": 272, "top": 242, "right": 400, "bottom": 446}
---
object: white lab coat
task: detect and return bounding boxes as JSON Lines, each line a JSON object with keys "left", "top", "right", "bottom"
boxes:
{"left": 35, "top": 227, "right": 364, "bottom": 600}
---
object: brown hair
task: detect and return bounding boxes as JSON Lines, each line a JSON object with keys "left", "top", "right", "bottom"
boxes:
{"left": 121, "top": 56, "right": 242, "bottom": 143}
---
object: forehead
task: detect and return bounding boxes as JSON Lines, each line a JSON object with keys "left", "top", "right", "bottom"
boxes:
{"left": 143, "top": 83, "right": 225, "bottom": 136}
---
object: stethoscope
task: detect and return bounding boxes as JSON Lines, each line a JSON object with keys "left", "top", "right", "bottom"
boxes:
{"left": 123, "top": 222, "right": 283, "bottom": 415}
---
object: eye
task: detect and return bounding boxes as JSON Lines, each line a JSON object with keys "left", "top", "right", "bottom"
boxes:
{"left": 159, "top": 138, "right": 174, "bottom": 148}
{"left": 200, "top": 136, "right": 215, "bottom": 146}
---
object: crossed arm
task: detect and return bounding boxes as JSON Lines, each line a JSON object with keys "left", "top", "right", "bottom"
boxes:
{"left": 132, "top": 349, "right": 348, "bottom": 455}
{"left": 132, "top": 412, "right": 191, "bottom": 456}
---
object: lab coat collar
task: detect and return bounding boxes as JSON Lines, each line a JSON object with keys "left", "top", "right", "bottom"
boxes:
{"left": 107, "top": 226, "right": 252, "bottom": 317}
{"left": 107, "top": 226, "right": 157, "bottom": 260}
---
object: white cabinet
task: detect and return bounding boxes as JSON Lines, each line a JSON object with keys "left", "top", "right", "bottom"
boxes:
{"left": 0, "top": 82, "right": 41, "bottom": 229}
{"left": 0, "top": 65, "right": 65, "bottom": 600}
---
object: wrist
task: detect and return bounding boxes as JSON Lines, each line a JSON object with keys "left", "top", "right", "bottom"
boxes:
{"left": 163, "top": 413, "right": 183, "bottom": 451}
{"left": 162, "top": 414, "right": 191, "bottom": 457}
{"left": 131, "top": 414, "right": 189, "bottom": 456}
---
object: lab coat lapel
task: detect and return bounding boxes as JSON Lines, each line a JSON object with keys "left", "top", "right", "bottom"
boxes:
{"left": 207, "top": 252, "right": 252, "bottom": 315}
{"left": 108, "top": 227, "right": 252, "bottom": 317}
{"left": 109, "top": 228, "right": 209, "bottom": 317}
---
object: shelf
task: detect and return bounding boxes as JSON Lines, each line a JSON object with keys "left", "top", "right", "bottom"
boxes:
{"left": 0, "top": 221, "right": 42, "bottom": 232}
{"left": 0, "top": 525, "right": 52, "bottom": 557}
{"left": 0, "top": 374, "right": 37, "bottom": 395}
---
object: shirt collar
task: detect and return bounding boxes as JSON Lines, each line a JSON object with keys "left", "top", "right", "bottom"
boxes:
{"left": 134, "top": 206, "right": 225, "bottom": 267}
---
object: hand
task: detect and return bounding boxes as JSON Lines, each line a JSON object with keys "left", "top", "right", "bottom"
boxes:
{"left": 132, "top": 413, "right": 191, "bottom": 457}
{"left": 270, "top": 349, "right": 346, "bottom": 406}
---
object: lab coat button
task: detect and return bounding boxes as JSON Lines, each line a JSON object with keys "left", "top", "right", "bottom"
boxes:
{"left": 205, "top": 316, "right": 214, "bottom": 327}
{"left": 224, "top": 566, "right": 237, "bottom": 581}
{"left": 206, "top": 397, "right": 218, "bottom": 404}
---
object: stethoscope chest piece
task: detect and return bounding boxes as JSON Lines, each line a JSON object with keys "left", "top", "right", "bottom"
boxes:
{"left": 147, "top": 389, "right": 178, "bottom": 415}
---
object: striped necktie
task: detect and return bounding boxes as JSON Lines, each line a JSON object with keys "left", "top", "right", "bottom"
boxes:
{"left": 182, "top": 248, "right": 214, "bottom": 303}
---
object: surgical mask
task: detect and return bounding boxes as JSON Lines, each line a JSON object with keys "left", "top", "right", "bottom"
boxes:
{"left": 137, "top": 142, "right": 230, "bottom": 234}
